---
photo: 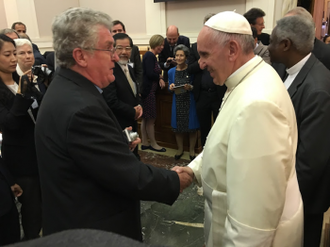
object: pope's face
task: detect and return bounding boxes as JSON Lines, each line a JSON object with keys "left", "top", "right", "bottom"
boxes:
{"left": 197, "top": 27, "right": 231, "bottom": 86}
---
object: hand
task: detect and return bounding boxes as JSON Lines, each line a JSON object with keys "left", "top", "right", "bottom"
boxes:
{"left": 11, "top": 184, "right": 23, "bottom": 197}
{"left": 18, "top": 73, "right": 43, "bottom": 100}
{"left": 184, "top": 84, "right": 192, "bottom": 91}
{"left": 169, "top": 83, "right": 175, "bottom": 91}
{"left": 172, "top": 166, "right": 194, "bottom": 192}
{"left": 134, "top": 105, "right": 143, "bottom": 120}
{"left": 159, "top": 79, "right": 165, "bottom": 89}
{"left": 166, "top": 57, "right": 174, "bottom": 65}
{"left": 124, "top": 126, "right": 141, "bottom": 151}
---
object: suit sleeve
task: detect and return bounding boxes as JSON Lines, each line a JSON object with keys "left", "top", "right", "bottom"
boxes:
{"left": 67, "top": 105, "right": 180, "bottom": 204}
{"left": 295, "top": 90, "right": 330, "bottom": 204}
{"left": 224, "top": 101, "right": 291, "bottom": 246}
{"left": 0, "top": 94, "right": 33, "bottom": 130}
{"left": 158, "top": 50, "right": 167, "bottom": 70}
{"left": 102, "top": 82, "right": 136, "bottom": 122}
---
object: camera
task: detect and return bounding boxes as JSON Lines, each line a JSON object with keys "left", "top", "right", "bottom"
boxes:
{"left": 123, "top": 129, "right": 139, "bottom": 143}
{"left": 32, "top": 65, "right": 43, "bottom": 76}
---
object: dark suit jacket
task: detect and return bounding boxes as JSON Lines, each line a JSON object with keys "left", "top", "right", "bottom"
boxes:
{"left": 288, "top": 54, "right": 330, "bottom": 214}
{"left": 187, "top": 42, "right": 226, "bottom": 101}
{"left": 159, "top": 35, "right": 190, "bottom": 82}
{"left": 103, "top": 63, "right": 140, "bottom": 131}
{"left": 0, "top": 75, "right": 38, "bottom": 177}
{"left": 130, "top": 45, "right": 143, "bottom": 89}
{"left": 35, "top": 68, "right": 180, "bottom": 241}
{"left": 0, "top": 157, "right": 15, "bottom": 217}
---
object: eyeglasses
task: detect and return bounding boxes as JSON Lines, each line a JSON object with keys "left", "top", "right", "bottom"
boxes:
{"left": 82, "top": 47, "right": 117, "bottom": 58}
{"left": 115, "top": 46, "right": 132, "bottom": 52}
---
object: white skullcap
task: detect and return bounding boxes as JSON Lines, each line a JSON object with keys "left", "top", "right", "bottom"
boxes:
{"left": 205, "top": 11, "right": 252, "bottom": 35}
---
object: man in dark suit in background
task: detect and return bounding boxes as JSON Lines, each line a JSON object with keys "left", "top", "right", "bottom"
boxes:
{"left": 159, "top": 25, "right": 190, "bottom": 82}
{"left": 111, "top": 20, "right": 143, "bottom": 88}
{"left": 103, "top": 33, "right": 142, "bottom": 159}
{"left": 187, "top": 13, "right": 226, "bottom": 146}
{"left": 269, "top": 13, "right": 330, "bottom": 247}
{"left": 35, "top": 7, "right": 191, "bottom": 242}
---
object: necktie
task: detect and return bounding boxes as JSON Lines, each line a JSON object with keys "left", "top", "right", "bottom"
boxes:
{"left": 124, "top": 67, "right": 136, "bottom": 96}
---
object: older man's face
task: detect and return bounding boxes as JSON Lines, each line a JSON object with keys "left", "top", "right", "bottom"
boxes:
{"left": 84, "top": 26, "right": 119, "bottom": 88}
{"left": 197, "top": 27, "right": 231, "bottom": 86}
{"left": 166, "top": 32, "right": 179, "bottom": 47}
{"left": 115, "top": 38, "right": 131, "bottom": 65}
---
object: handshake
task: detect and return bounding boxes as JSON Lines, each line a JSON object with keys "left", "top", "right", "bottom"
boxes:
{"left": 172, "top": 166, "right": 194, "bottom": 193}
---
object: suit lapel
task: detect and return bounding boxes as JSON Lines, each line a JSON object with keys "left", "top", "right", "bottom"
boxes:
{"left": 288, "top": 54, "right": 317, "bottom": 98}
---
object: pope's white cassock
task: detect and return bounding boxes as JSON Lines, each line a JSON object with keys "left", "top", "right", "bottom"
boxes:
{"left": 189, "top": 56, "right": 303, "bottom": 247}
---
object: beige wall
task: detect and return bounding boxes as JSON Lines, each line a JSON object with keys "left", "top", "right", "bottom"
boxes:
{"left": 79, "top": 0, "right": 147, "bottom": 37}
{"left": 0, "top": 0, "right": 8, "bottom": 29}
{"left": 166, "top": 0, "right": 246, "bottom": 38}
{"left": 1, "top": 0, "right": 282, "bottom": 51}
{"left": 34, "top": 0, "right": 79, "bottom": 38}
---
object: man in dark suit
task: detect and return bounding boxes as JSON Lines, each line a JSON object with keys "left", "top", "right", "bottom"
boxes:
{"left": 103, "top": 33, "right": 142, "bottom": 159}
{"left": 111, "top": 20, "right": 142, "bottom": 88}
{"left": 159, "top": 25, "right": 190, "bottom": 82}
{"left": 269, "top": 14, "right": 330, "bottom": 247}
{"left": 35, "top": 7, "right": 191, "bottom": 242}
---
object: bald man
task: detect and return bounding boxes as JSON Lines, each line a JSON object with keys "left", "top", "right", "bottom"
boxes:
{"left": 159, "top": 25, "right": 190, "bottom": 82}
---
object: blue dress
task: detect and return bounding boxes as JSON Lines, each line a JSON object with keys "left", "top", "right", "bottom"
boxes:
{"left": 168, "top": 67, "right": 199, "bottom": 132}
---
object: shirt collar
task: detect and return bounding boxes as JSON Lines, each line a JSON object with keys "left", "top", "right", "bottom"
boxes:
{"left": 286, "top": 53, "right": 311, "bottom": 75}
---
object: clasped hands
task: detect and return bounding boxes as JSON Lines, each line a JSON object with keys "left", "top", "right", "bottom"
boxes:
{"left": 171, "top": 166, "right": 194, "bottom": 193}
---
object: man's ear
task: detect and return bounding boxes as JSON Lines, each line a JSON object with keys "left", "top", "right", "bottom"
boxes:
{"left": 228, "top": 40, "right": 239, "bottom": 62}
{"left": 72, "top": 48, "right": 88, "bottom": 67}
{"left": 281, "top": 38, "right": 292, "bottom": 52}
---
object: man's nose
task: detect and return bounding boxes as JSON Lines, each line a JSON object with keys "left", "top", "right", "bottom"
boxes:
{"left": 199, "top": 60, "right": 206, "bottom": 70}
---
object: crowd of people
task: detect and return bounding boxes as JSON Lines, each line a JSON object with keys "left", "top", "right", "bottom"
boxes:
{"left": 0, "top": 5, "right": 330, "bottom": 247}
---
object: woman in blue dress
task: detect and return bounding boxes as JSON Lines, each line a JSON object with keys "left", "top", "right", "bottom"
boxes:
{"left": 168, "top": 44, "right": 199, "bottom": 160}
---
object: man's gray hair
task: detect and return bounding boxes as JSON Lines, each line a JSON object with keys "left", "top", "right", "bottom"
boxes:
{"left": 208, "top": 27, "right": 255, "bottom": 55}
{"left": 274, "top": 15, "right": 314, "bottom": 54}
{"left": 173, "top": 44, "right": 190, "bottom": 57}
{"left": 14, "top": 38, "right": 32, "bottom": 49}
{"left": 0, "top": 28, "right": 19, "bottom": 38}
{"left": 52, "top": 7, "right": 112, "bottom": 68}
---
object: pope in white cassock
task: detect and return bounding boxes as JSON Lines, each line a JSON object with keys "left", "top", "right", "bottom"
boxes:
{"left": 173, "top": 11, "right": 303, "bottom": 247}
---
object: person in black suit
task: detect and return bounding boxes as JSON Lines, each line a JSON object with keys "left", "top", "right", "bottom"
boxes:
{"left": 103, "top": 33, "right": 142, "bottom": 159}
{"left": 0, "top": 157, "right": 22, "bottom": 245}
{"left": 269, "top": 14, "right": 330, "bottom": 247}
{"left": 0, "top": 34, "right": 42, "bottom": 241}
{"left": 243, "top": 8, "right": 270, "bottom": 45}
{"left": 35, "top": 8, "right": 191, "bottom": 241}
{"left": 158, "top": 25, "right": 190, "bottom": 82}
{"left": 111, "top": 20, "right": 143, "bottom": 88}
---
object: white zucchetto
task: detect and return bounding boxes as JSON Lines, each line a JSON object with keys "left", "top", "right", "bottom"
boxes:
{"left": 205, "top": 11, "right": 253, "bottom": 35}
